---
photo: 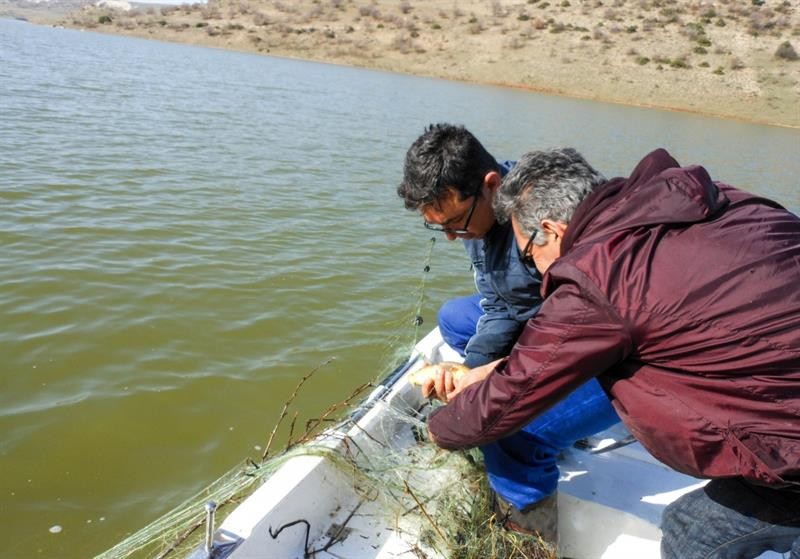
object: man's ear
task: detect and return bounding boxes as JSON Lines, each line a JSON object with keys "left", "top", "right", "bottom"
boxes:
{"left": 484, "top": 171, "right": 502, "bottom": 192}
{"left": 540, "top": 219, "right": 568, "bottom": 240}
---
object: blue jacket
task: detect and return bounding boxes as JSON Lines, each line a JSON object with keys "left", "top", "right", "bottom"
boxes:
{"left": 461, "top": 161, "right": 543, "bottom": 367}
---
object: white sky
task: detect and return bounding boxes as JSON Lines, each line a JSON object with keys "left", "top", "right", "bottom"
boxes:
{"left": 130, "top": 0, "right": 207, "bottom": 4}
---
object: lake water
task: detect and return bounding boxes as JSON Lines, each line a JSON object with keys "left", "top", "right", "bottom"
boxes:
{"left": 1, "top": 17, "right": 799, "bottom": 558}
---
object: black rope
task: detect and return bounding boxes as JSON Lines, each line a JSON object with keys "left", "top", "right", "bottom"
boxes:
{"left": 268, "top": 519, "right": 311, "bottom": 558}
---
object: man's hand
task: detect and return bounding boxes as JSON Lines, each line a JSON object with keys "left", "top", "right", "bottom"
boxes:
{"left": 421, "top": 358, "right": 501, "bottom": 402}
{"left": 427, "top": 425, "right": 438, "bottom": 445}
{"left": 420, "top": 363, "right": 461, "bottom": 402}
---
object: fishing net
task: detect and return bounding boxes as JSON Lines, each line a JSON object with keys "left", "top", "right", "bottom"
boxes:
{"left": 94, "top": 239, "right": 554, "bottom": 559}
{"left": 95, "top": 403, "right": 554, "bottom": 559}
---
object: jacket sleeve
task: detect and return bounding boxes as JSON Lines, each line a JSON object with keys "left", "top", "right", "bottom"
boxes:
{"left": 462, "top": 291, "right": 532, "bottom": 368}
{"left": 462, "top": 231, "right": 543, "bottom": 369}
{"left": 429, "top": 265, "right": 630, "bottom": 449}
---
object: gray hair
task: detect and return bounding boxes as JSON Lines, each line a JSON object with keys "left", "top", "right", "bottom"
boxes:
{"left": 493, "top": 148, "right": 606, "bottom": 245}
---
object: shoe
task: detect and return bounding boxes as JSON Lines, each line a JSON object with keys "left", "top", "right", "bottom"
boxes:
{"left": 494, "top": 491, "right": 558, "bottom": 547}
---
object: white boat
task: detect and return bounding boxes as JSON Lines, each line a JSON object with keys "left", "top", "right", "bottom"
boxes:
{"left": 181, "top": 327, "right": 784, "bottom": 559}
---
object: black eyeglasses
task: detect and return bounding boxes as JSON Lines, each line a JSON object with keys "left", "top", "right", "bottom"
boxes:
{"left": 424, "top": 193, "right": 480, "bottom": 234}
{"left": 518, "top": 229, "right": 538, "bottom": 266}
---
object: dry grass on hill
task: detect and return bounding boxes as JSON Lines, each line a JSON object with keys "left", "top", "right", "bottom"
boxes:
{"left": 60, "top": 0, "right": 800, "bottom": 127}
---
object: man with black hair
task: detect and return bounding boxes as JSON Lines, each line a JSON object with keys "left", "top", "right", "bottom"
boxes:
{"left": 397, "top": 124, "right": 619, "bottom": 544}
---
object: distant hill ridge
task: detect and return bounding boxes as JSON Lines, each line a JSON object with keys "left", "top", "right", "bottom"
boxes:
{"left": 16, "top": 0, "right": 800, "bottom": 127}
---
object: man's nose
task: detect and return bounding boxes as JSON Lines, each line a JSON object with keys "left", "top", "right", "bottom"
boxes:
{"left": 445, "top": 232, "right": 458, "bottom": 241}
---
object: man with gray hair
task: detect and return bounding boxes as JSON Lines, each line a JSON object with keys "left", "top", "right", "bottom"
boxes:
{"left": 426, "top": 147, "right": 800, "bottom": 558}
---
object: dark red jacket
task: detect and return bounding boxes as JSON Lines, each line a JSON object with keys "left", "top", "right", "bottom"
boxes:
{"left": 429, "top": 149, "right": 800, "bottom": 487}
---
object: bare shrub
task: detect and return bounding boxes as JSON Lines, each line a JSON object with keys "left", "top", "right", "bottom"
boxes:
{"left": 682, "top": 22, "right": 705, "bottom": 41}
{"left": 730, "top": 57, "right": 745, "bottom": 70}
{"left": 391, "top": 34, "right": 423, "bottom": 53}
{"left": 492, "top": 1, "right": 509, "bottom": 18}
{"left": 469, "top": 21, "right": 485, "bottom": 34}
{"left": 748, "top": 10, "right": 778, "bottom": 35}
{"left": 775, "top": 41, "right": 798, "bottom": 60}
{"left": 399, "top": 1, "right": 412, "bottom": 15}
{"left": 382, "top": 14, "right": 404, "bottom": 28}
{"left": 303, "top": 5, "right": 323, "bottom": 20}
{"left": 359, "top": 5, "right": 380, "bottom": 18}
{"left": 776, "top": 0, "right": 792, "bottom": 15}
{"left": 506, "top": 36, "right": 524, "bottom": 49}
{"left": 593, "top": 26, "right": 607, "bottom": 41}
{"left": 273, "top": 2, "right": 297, "bottom": 14}
{"left": 275, "top": 23, "right": 293, "bottom": 35}
{"left": 201, "top": 7, "right": 221, "bottom": 20}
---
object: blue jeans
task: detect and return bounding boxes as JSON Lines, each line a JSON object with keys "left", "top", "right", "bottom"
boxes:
{"left": 662, "top": 478, "right": 800, "bottom": 559}
{"left": 438, "top": 294, "right": 620, "bottom": 510}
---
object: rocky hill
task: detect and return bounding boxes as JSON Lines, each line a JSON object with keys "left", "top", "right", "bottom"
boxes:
{"left": 36, "top": 0, "right": 800, "bottom": 126}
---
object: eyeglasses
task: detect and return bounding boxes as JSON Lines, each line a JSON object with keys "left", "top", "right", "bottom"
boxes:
{"left": 424, "top": 193, "right": 480, "bottom": 234}
{"left": 518, "top": 229, "right": 538, "bottom": 266}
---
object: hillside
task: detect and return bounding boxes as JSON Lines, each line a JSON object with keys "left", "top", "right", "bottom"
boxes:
{"left": 46, "top": 0, "right": 800, "bottom": 127}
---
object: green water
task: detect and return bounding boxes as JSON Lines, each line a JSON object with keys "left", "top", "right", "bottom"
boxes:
{"left": 1, "top": 17, "right": 799, "bottom": 558}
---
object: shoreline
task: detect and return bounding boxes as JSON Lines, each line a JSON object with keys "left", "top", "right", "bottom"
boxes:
{"left": 26, "top": 0, "right": 800, "bottom": 128}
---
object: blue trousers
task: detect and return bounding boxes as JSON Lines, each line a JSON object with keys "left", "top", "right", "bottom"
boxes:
{"left": 661, "top": 478, "right": 800, "bottom": 558}
{"left": 438, "top": 294, "right": 620, "bottom": 510}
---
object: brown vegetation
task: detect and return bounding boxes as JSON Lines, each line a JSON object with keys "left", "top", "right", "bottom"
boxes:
{"left": 56, "top": 0, "right": 800, "bottom": 127}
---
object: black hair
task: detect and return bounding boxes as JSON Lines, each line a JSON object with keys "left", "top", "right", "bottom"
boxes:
{"left": 397, "top": 123, "right": 499, "bottom": 210}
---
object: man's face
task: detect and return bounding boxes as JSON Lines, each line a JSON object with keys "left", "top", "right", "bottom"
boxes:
{"left": 511, "top": 216, "right": 562, "bottom": 274}
{"left": 419, "top": 173, "right": 500, "bottom": 241}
